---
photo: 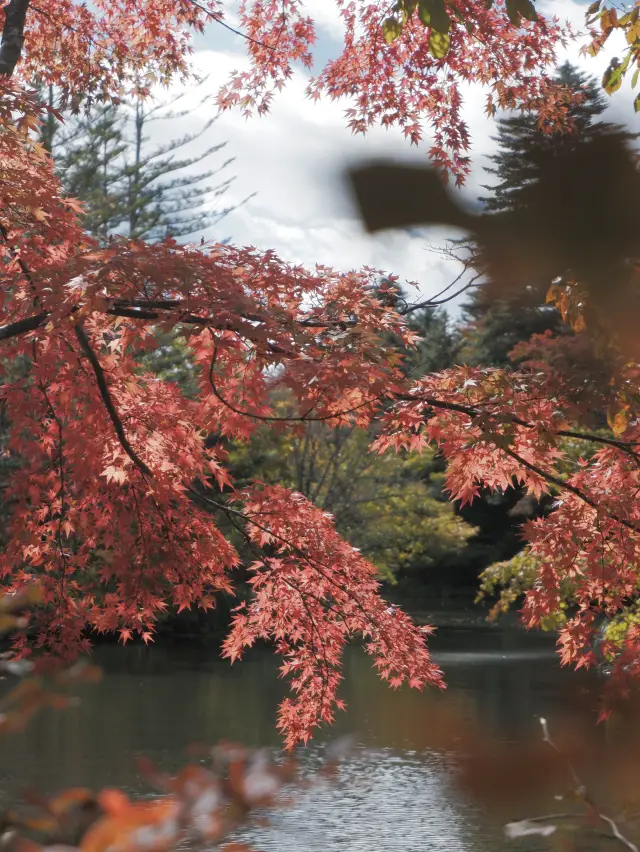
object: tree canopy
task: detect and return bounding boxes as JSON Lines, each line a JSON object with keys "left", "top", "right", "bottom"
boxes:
{"left": 0, "top": 0, "right": 640, "bottom": 748}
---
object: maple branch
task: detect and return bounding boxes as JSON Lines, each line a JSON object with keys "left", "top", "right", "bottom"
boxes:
{"left": 73, "top": 322, "right": 152, "bottom": 478}
{"left": 184, "top": 0, "right": 277, "bottom": 50}
{"left": 0, "top": 0, "right": 30, "bottom": 77}
{"left": 39, "top": 380, "right": 70, "bottom": 601}
{"left": 502, "top": 446, "right": 640, "bottom": 534}
{"left": 207, "top": 331, "right": 382, "bottom": 424}
{"left": 220, "top": 504, "right": 336, "bottom": 710}
{"left": 186, "top": 484, "right": 378, "bottom": 624}
{"left": 396, "top": 391, "right": 640, "bottom": 532}
{"left": 0, "top": 299, "right": 361, "bottom": 352}
{"left": 403, "top": 393, "right": 640, "bottom": 459}
{"left": 0, "top": 312, "right": 47, "bottom": 341}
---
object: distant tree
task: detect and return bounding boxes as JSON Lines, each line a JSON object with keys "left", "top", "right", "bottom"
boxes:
{"left": 228, "top": 399, "right": 474, "bottom": 588}
{"left": 49, "top": 81, "right": 252, "bottom": 244}
{"left": 41, "top": 84, "right": 254, "bottom": 399}
{"left": 458, "top": 61, "right": 635, "bottom": 367}
{"left": 405, "top": 307, "right": 459, "bottom": 375}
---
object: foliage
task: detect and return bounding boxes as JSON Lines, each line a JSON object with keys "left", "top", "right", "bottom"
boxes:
{"left": 479, "top": 62, "right": 626, "bottom": 216}
{"left": 0, "top": 61, "right": 449, "bottom": 748}
{"left": 217, "top": 0, "right": 573, "bottom": 181}
{"left": 51, "top": 89, "right": 244, "bottom": 244}
{"left": 458, "top": 294, "right": 561, "bottom": 368}
{"left": 0, "top": 0, "right": 639, "bottom": 751}
{"left": 587, "top": 0, "right": 640, "bottom": 113}
{"left": 476, "top": 549, "right": 569, "bottom": 630}
{"left": 229, "top": 417, "right": 474, "bottom": 583}
{"left": 373, "top": 360, "right": 640, "bottom": 701}
{"left": 403, "top": 306, "right": 459, "bottom": 375}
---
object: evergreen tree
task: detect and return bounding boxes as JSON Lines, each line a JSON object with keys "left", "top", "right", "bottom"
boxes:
{"left": 43, "top": 84, "right": 254, "bottom": 399}
{"left": 458, "top": 61, "right": 635, "bottom": 367}
{"left": 49, "top": 82, "right": 252, "bottom": 244}
{"left": 450, "top": 62, "right": 637, "bottom": 583}
{"left": 405, "top": 306, "right": 459, "bottom": 375}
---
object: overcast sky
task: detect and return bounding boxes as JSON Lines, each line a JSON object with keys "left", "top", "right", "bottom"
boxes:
{"left": 148, "top": 0, "right": 638, "bottom": 313}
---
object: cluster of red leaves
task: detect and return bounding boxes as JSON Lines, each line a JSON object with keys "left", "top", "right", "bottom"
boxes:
{"left": 0, "top": 79, "right": 437, "bottom": 743}
{"left": 15, "top": 0, "right": 223, "bottom": 106}
{"left": 223, "top": 485, "right": 443, "bottom": 747}
{"left": 1, "top": 0, "right": 638, "bottom": 749}
{"left": 376, "top": 362, "right": 640, "bottom": 705}
{"left": 14, "top": 0, "right": 581, "bottom": 183}
{"left": 217, "top": 0, "right": 573, "bottom": 181}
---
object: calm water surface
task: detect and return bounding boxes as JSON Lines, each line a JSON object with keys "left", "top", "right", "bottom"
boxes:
{"left": 0, "top": 627, "right": 611, "bottom": 852}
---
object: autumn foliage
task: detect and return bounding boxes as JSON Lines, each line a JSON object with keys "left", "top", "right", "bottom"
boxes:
{"left": 0, "top": 0, "right": 639, "bottom": 750}
{"left": 0, "top": 48, "right": 443, "bottom": 742}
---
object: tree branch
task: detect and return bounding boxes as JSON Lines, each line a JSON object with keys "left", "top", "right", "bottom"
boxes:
{"left": 0, "top": 312, "right": 47, "bottom": 340}
{"left": 0, "top": 0, "right": 30, "bottom": 77}
{"left": 400, "top": 393, "right": 640, "bottom": 459}
{"left": 73, "top": 321, "right": 152, "bottom": 478}
{"left": 184, "top": 0, "right": 278, "bottom": 51}
{"left": 503, "top": 446, "right": 640, "bottom": 534}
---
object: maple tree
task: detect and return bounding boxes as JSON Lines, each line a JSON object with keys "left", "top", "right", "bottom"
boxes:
{"left": 0, "top": 0, "right": 450, "bottom": 748}
{"left": 217, "top": 0, "right": 576, "bottom": 181}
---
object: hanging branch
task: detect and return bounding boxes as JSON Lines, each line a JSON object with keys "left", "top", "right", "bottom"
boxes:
{"left": 0, "top": 0, "right": 30, "bottom": 78}
{"left": 73, "top": 321, "right": 152, "bottom": 478}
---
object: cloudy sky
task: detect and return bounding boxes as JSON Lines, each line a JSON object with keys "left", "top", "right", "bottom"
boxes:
{"left": 148, "top": 0, "right": 638, "bottom": 313}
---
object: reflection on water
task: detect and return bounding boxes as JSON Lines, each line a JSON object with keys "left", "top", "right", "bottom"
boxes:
{"left": 0, "top": 627, "right": 604, "bottom": 851}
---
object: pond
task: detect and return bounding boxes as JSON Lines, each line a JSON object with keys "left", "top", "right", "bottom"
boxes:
{"left": 0, "top": 627, "right": 619, "bottom": 852}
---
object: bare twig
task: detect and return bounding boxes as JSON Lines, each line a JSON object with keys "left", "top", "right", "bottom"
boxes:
{"left": 538, "top": 717, "right": 639, "bottom": 852}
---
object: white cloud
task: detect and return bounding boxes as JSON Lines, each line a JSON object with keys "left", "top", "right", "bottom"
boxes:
{"left": 154, "top": 1, "right": 638, "bottom": 313}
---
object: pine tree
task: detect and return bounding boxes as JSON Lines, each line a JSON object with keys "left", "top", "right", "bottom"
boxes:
{"left": 44, "top": 84, "right": 254, "bottom": 398}
{"left": 50, "top": 81, "right": 252, "bottom": 244}
{"left": 480, "top": 62, "right": 613, "bottom": 216}
{"left": 449, "top": 62, "right": 638, "bottom": 582}
{"left": 405, "top": 307, "right": 459, "bottom": 375}
{"left": 459, "top": 61, "right": 635, "bottom": 367}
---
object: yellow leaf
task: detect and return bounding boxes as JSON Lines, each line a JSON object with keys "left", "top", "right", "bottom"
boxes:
{"left": 607, "top": 405, "right": 628, "bottom": 437}
{"left": 428, "top": 30, "right": 450, "bottom": 58}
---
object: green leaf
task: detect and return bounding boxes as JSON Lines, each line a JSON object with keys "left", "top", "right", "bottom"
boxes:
{"left": 632, "top": 67, "right": 639, "bottom": 89}
{"left": 484, "top": 0, "right": 493, "bottom": 7}
{"left": 586, "top": 0, "right": 601, "bottom": 14}
{"left": 382, "top": 16, "right": 404, "bottom": 42}
{"left": 428, "top": 29, "right": 451, "bottom": 57}
{"left": 418, "top": 1, "right": 431, "bottom": 26}
{"left": 635, "top": 92, "right": 640, "bottom": 112}
{"left": 419, "top": 0, "right": 451, "bottom": 32}
{"left": 602, "top": 60, "right": 624, "bottom": 94}
{"left": 505, "top": 0, "right": 538, "bottom": 25}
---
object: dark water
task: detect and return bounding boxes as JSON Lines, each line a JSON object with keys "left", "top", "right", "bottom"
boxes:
{"left": 0, "top": 628, "right": 612, "bottom": 851}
